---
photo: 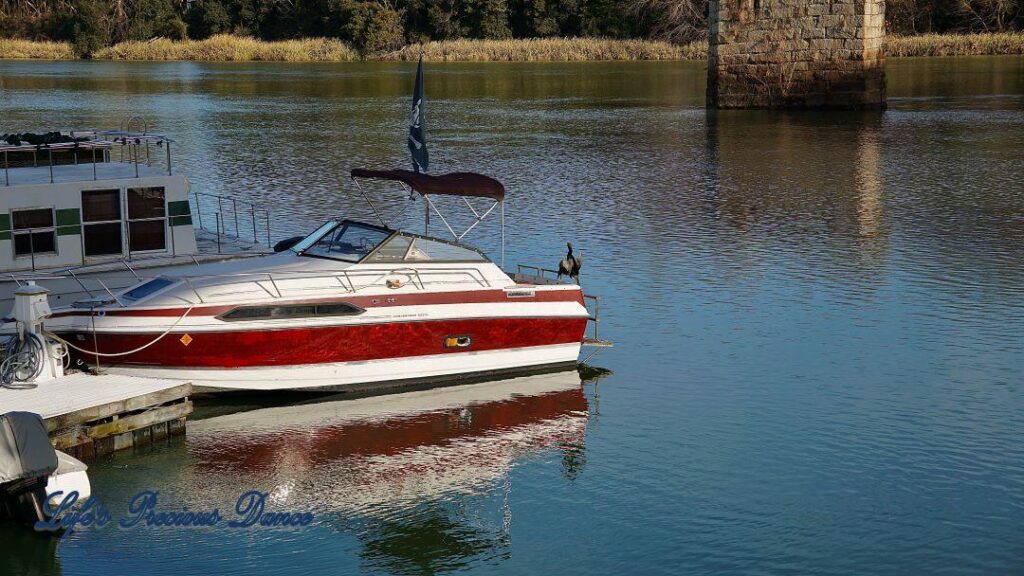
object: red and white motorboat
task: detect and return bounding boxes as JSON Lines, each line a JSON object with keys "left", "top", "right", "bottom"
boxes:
{"left": 45, "top": 169, "right": 606, "bottom": 392}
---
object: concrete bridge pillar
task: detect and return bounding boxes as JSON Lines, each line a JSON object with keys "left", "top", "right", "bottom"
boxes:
{"left": 707, "top": 0, "right": 886, "bottom": 109}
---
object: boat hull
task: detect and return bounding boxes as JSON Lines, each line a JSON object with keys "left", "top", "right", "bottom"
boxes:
{"left": 97, "top": 342, "right": 583, "bottom": 392}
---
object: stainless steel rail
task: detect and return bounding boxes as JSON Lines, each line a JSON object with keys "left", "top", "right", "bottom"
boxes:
{"left": 170, "top": 266, "right": 493, "bottom": 305}
{"left": 5, "top": 265, "right": 494, "bottom": 308}
{"left": 191, "top": 190, "right": 272, "bottom": 250}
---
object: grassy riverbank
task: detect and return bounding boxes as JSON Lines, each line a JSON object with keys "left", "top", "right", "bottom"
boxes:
{"left": 1, "top": 33, "right": 1023, "bottom": 62}
{"left": 382, "top": 37, "right": 700, "bottom": 61}
{"left": 885, "top": 33, "right": 1024, "bottom": 57}
{"left": 93, "top": 35, "right": 359, "bottom": 61}
{"left": 0, "top": 38, "right": 75, "bottom": 59}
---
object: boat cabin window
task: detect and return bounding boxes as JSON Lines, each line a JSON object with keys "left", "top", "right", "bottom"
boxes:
{"left": 127, "top": 187, "right": 166, "bottom": 252}
{"left": 121, "top": 277, "right": 176, "bottom": 303}
{"left": 219, "top": 302, "right": 365, "bottom": 321}
{"left": 300, "top": 221, "right": 391, "bottom": 263}
{"left": 368, "top": 234, "right": 487, "bottom": 263}
{"left": 11, "top": 208, "right": 56, "bottom": 257}
{"left": 82, "top": 189, "right": 123, "bottom": 257}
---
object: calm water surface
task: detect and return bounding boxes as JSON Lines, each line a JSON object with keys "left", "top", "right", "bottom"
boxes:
{"left": 1, "top": 57, "right": 1023, "bottom": 575}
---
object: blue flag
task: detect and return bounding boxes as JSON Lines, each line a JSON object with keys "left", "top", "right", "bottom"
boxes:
{"left": 408, "top": 56, "right": 428, "bottom": 173}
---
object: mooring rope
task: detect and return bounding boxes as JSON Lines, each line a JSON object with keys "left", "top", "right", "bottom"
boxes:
{"left": 43, "top": 305, "right": 195, "bottom": 358}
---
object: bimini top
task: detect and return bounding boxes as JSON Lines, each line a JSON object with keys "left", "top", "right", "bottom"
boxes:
{"left": 351, "top": 168, "right": 505, "bottom": 202}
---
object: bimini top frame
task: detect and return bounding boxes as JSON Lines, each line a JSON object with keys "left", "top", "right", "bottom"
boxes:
{"left": 350, "top": 168, "right": 506, "bottom": 266}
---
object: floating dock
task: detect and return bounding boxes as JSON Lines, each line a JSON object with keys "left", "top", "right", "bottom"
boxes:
{"left": 0, "top": 373, "right": 192, "bottom": 461}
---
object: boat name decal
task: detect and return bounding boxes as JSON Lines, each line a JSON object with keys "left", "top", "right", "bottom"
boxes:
{"left": 35, "top": 490, "right": 316, "bottom": 536}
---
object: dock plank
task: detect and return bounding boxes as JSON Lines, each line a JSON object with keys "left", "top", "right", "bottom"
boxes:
{"left": 0, "top": 373, "right": 191, "bottom": 421}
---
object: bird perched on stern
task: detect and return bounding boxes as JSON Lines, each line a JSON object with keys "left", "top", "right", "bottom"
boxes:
{"left": 558, "top": 242, "right": 583, "bottom": 284}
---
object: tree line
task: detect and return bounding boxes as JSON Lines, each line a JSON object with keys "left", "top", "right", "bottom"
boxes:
{"left": 0, "top": 0, "right": 1020, "bottom": 56}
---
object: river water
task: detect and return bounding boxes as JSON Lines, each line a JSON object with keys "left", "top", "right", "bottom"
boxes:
{"left": 1, "top": 57, "right": 1022, "bottom": 575}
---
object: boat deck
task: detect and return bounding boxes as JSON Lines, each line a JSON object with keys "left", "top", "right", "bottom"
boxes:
{"left": 0, "top": 372, "right": 193, "bottom": 460}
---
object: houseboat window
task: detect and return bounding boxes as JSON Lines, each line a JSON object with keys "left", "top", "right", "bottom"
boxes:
{"left": 127, "top": 187, "right": 166, "bottom": 252}
{"left": 121, "top": 277, "right": 176, "bottom": 302}
{"left": 12, "top": 208, "right": 56, "bottom": 257}
{"left": 219, "top": 302, "right": 364, "bottom": 321}
{"left": 82, "top": 189, "right": 123, "bottom": 257}
{"left": 302, "top": 221, "right": 391, "bottom": 262}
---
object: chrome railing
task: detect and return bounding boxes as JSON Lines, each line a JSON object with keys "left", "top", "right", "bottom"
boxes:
{"left": 191, "top": 190, "right": 272, "bottom": 251}
{"left": 171, "top": 266, "right": 493, "bottom": 305}
{"left": 4, "top": 264, "right": 494, "bottom": 308}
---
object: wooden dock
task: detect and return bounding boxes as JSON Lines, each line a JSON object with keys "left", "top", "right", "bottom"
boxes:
{"left": 0, "top": 373, "right": 192, "bottom": 461}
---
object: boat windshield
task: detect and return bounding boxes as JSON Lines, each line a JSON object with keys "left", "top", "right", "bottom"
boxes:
{"left": 297, "top": 220, "right": 393, "bottom": 262}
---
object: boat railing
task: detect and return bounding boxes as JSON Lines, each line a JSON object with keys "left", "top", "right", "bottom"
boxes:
{"left": 171, "top": 266, "right": 493, "bottom": 304}
{"left": 511, "top": 264, "right": 568, "bottom": 286}
{"left": 2, "top": 129, "right": 175, "bottom": 186}
{"left": 190, "top": 191, "right": 273, "bottom": 251}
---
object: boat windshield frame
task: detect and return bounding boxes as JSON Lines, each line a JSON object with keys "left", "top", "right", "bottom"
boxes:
{"left": 293, "top": 219, "right": 395, "bottom": 263}
{"left": 294, "top": 219, "right": 491, "bottom": 264}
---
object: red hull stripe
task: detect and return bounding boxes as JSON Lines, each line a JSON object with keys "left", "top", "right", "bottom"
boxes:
{"left": 66, "top": 317, "right": 587, "bottom": 368}
{"left": 51, "top": 287, "right": 583, "bottom": 318}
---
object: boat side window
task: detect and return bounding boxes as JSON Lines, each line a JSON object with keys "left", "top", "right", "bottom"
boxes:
{"left": 127, "top": 187, "right": 166, "bottom": 252}
{"left": 368, "top": 235, "right": 412, "bottom": 262}
{"left": 403, "top": 238, "right": 487, "bottom": 262}
{"left": 368, "top": 234, "right": 487, "bottom": 263}
{"left": 81, "top": 189, "right": 123, "bottom": 257}
{"left": 219, "top": 302, "right": 365, "bottom": 321}
{"left": 11, "top": 208, "right": 56, "bottom": 257}
{"left": 302, "top": 222, "right": 391, "bottom": 262}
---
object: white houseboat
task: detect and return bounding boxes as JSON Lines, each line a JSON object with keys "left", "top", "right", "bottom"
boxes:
{"left": 0, "top": 124, "right": 270, "bottom": 307}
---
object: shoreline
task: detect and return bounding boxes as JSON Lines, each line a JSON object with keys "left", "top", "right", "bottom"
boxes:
{"left": 1, "top": 33, "right": 1022, "bottom": 63}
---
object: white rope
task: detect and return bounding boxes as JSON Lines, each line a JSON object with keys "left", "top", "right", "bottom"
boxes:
{"left": 44, "top": 306, "right": 195, "bottom": 358}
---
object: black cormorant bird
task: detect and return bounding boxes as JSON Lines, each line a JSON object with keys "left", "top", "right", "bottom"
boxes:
{"left": 557, "top": 242, "right": 583, "bottom": 283}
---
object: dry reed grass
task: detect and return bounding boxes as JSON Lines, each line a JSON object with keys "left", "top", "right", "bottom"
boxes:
{"left": 3, "top": 34, "right": 1023, "bottom": 62}
{"left": 381, "top": 37, "right": 705, "bottom": 61}
{"left": 885, "top": 32, "right": 1024, "bottom": 57}
{"left": 0, "top": 38, "right": 75, "bottom": 60}
{"left": 93, "top": 35, "right": 359, "bottom": 61}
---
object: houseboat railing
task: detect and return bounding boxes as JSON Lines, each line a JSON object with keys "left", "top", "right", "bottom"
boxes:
{"left": 2, "top": 131, "right": 175, "bottom": 186}
{"left": 191, "top": 191, "right": 272, "bottom": 251}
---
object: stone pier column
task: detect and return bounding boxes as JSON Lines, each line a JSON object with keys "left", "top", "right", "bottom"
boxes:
{"left": 707, "top": 0, "right": 886, "bottom": 109}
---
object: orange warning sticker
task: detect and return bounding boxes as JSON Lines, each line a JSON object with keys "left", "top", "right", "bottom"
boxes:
{"left": 180, "top": 334, "right": 193, "bottom": 347}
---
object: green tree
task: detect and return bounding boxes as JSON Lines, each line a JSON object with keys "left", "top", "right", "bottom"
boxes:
{"left": 331, "top": 0, "right": 406, "bottom": 52}
{"left": 185, "top": 0, "right": 232, "bottom": 38}
{"left": 50, "top": 0, "right": 110, "bottom": 56}
{"left": 463, "top": 0, "right": 512, "bottom": 38}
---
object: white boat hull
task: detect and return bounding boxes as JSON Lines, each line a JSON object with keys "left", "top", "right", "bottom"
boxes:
{"left": 102, "top": 342, "right": 583, "bottom": 392}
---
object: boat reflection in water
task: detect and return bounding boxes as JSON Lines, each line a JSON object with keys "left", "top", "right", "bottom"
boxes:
{"left": 185, "top": 368, "right": 601, "bottom": 574}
